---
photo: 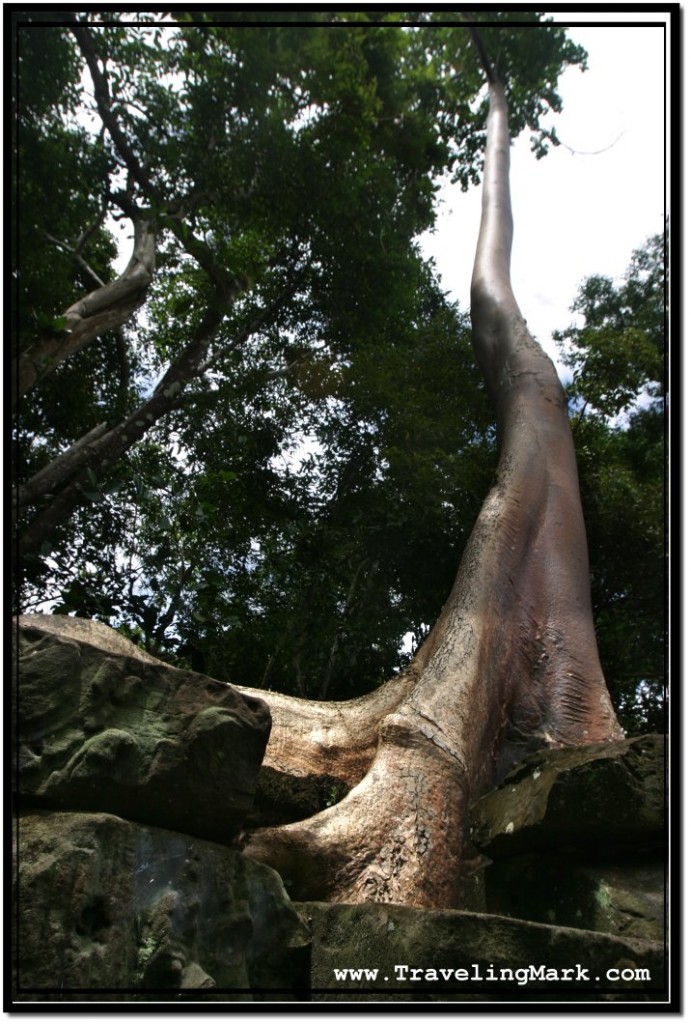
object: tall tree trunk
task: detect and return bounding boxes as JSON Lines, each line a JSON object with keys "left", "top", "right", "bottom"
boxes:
{"left": 239, "top": 76, "right": 623, "bottom": 908}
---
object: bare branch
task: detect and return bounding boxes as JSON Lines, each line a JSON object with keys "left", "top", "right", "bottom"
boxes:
{"left": 559, "top": 130, "right": 626, "bottom": 157}
{"left": 44, "top": 232, "right": 107, "bottom": 288}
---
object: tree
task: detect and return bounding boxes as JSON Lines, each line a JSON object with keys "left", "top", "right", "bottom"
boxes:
{"left": 239, "top": 48, "right": 622, "bottom": 908}
{"left": 13, "top": 12, "right": 582, "bottom": 687}
{"left": 47, "top": 276, "right": 496, "bottom": 702}
{"left": 554, "top": 232, "right": 667, "bottom": 734}
{"left": 14, "top": 15, "right": 629, "bottom": 908}
{"left": 13, "top": 13, "right": 464, "bottom": 557}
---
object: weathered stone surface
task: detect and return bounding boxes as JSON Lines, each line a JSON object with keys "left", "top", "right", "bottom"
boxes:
{"left": 468, "top": 735, "right": 665, "bottom": 858}
{"left": 14, "top": 811, "right": 310, "bottom": 1000}
{"left": 18, "top": 613, "right": 169, "bottom": 666}
{"left": 16, "top": 622, "right": 270, "bottom": 844}
{"left": 484, "top": 857, "right": 666, "bottom": 942}
{"left": 12, "top": 618, "right": 670, "bottom": 1005}
{"left": 465, "top": 735, "right": 667, "bottom": 944}
{"left": 298, "top": 901, "right": 667, "bottom": 1003}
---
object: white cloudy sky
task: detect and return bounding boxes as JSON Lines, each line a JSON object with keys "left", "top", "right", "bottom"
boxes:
{"left": 419, "top": 11, "right": 669, "bottom": 372}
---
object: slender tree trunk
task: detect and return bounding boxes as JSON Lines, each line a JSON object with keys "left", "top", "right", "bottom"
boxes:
{"left": 239, "top": 76, "right": 623, "bottom": 908}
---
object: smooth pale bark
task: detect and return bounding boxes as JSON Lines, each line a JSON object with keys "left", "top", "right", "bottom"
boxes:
{"left": 14, "top": 220, "right": 155, "bottom": 406}
{"left": 241, "top": 78, "right": 623, "bottom": 907}
{"left": 237, "top": 672, "right": 413, "bottom": 787}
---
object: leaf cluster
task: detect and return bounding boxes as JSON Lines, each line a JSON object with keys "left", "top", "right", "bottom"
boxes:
{"left": 556, "top": 232, "right": 667, "bottom": 734}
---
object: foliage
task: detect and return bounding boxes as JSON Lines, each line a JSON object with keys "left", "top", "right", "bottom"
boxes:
{"left": 13, "top": 14, "right": 666, "bottom": 729}
{"left": 33, "top": 273, "right": 495, "bottom": 700}
{"left": 555, "top": 232, "right": 665, "bottom": 420}
{"left": 555, "top": 233, "right": 667, "bottom": 734}
{"left": 14, "top": 16, "right": 119, "bottom": 352}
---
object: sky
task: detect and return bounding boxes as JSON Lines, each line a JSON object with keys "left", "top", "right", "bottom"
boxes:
{"left": 419, "top": 11, "right": 669, "bottom": 373}
{"left": 106, "top": 11, "right": 670, "bottom": 378}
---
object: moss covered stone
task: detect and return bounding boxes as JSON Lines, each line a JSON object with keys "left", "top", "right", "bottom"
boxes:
{"left": 14, "top": 811, "right": 310, "bottom": 1000}
{"left": 16, "top": 625, "right": 271, "bottom": 844}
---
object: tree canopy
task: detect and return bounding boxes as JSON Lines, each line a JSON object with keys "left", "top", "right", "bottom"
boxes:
{"left": 13, "top": 12, "right": 665, "bottom": 733}
{"left": 555, "top": 231, "right": 667, "bottom": 734}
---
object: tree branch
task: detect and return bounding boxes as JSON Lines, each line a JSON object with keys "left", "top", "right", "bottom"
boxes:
{"left": 462, "top": 15, "right": 496, "bottom": 84}
{"left": 74, "top": 179, "right": 109, "bottom": 254}
{"left": 62, "top": 219, "right": 155, "bottom": 330}
{"left": 69, "top": 19, "right": 161, "bottom": 203}
{"left": 16, "top": 421, "right": 109, "bottom": 511}
{"left": 111, "top": 187, "right": 240, "bottom": 300}
{"left": 559, "top": 131, "right": 626, "bottom": 157}
{"left": 17, "top": 291, "right": 249, "bottom": 552}
{"left": 196, "top": 286, "right": 296, "bottom": 377}
{"left": 45, "top": 232, "right": 107, "bottom": 288}
{"left": 14, "top": 218, "right": 156, "bottom": 406}
{"left": 115, "top": 326, "right": 131, "bottom": 403}
{"left": 71, "top": 22, "right": 244, "bottom": 304}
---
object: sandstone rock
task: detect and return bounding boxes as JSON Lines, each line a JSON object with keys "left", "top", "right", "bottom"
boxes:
{"left": 468, "top": 735, "right": 665, "bottom": 858}
{"left": 15, "top": 620, "right": 270, "bottom": 844}
{"left": 483, "top": 857, "right": 666, "bottom": 943}
{"left": 18, "top": 613, "right": 169, "bottom": 666}
{"left": 467, "top": 735, "right": 666, "bottom": 944}
{"left": 14, "top": 811, "right": 310, "bottom": 1000}
{"left": 299, "top": 901, "right": 666, "bottom": 1003}
{"left": 12, "top": 617, "right": 670, "bottom": 1006}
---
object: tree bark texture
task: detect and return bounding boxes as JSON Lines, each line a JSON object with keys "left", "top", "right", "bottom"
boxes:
{"left": 14, "top": 219, "right": 155, "bottom": 407}
{"left": 238, "top": 78, "right": 623, "bottom": 909}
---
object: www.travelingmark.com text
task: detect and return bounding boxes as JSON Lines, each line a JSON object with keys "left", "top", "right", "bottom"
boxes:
{"left": 332, "top": 963, "right": 651, "bottom": 985}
